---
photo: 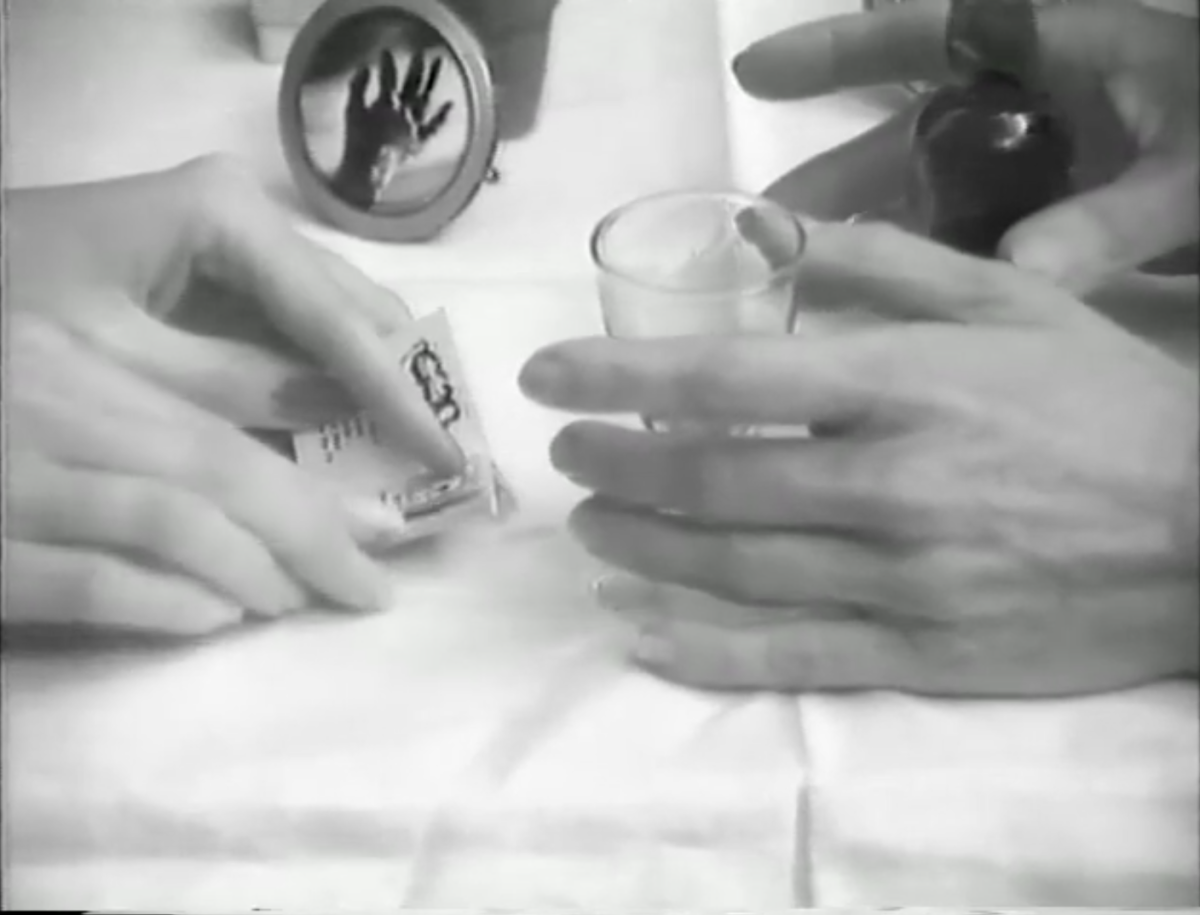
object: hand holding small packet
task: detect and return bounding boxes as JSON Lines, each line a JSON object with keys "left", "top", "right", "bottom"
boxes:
{"left": 292, "top": 309, "right": 515, "bottom": 551}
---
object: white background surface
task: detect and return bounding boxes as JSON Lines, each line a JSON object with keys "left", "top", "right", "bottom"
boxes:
{"left": 3, "top": 0, "right": 1198, "bottom": 909}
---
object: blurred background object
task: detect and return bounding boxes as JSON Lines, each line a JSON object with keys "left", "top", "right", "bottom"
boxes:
{"left": 862, "top": 0, "right": 1199, "bottom": 95}
{"left": 251, "top": 0, "right": 562, "bottom": 139}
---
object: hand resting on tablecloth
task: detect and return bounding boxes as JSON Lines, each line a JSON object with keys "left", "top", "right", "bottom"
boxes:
{"left": 4, "top": 155, "right": 464, "bottom": 636}
{"left": 521, "top": 221, "right": 1200, "bottom": 697}
{"left": 736, "top": 0, "right": 1199, "bottom": 294}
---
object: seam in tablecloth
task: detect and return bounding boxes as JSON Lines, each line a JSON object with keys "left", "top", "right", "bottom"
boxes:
{"left": 791, "top": 694, "right": 814, "bottom": 907}
{"left": 398, "top": 632, "right": 620, "bottom": 905}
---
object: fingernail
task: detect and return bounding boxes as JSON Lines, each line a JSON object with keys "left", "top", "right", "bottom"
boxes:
{"left": 264, "top": 575, "right": 309, "bottom": 617}
{"left": 518, "top": 351, "right": 565, "bottom": 403}
{"left": 378, "top": 292, "right": 413, "bottom": 332}
{"left": 731, "top": 50, "right": 753, "bottom": 86}
{"left": 566, "top": 505, "right": 603, "bottom": 551}
{"left": 1006, "top": 240, "right": 1072, "bottom": 285}
{"left": 736, "top": 207, "right": 800, "bottom": 271}
{"left": 549, "top": 426, "right": 582, "bottom": 475}
{"left": 354, "top": 559, "right": 399, "bottom": 614}
{"left": 183, "top": 602, "right": 245, "bottom": 636}
{"left": 730, "top": 43, "right": 774, "bottom": 96}
{"left": 344, "top": 496, "right": 410, "bottom": 550}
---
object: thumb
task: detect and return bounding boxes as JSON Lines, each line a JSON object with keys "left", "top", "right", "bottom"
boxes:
{"left": 763, "top": 103, "right": 920, "bottom": 223}
{"left": 1000, "top": 156, "right": 1199, "bottom": 295}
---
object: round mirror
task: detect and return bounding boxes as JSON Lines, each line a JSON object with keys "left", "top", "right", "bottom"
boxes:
{"left": 279, "top": 0, "right": 498, "bottom": 242}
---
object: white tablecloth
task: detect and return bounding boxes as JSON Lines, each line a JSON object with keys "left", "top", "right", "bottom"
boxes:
{"left": 3, "top": 0, "right": 1197, "bottom": 908}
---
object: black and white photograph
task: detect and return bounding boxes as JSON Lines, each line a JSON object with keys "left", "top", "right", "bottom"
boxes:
{"left": 2, "top": 0, "right": 1198, "bottom": 909}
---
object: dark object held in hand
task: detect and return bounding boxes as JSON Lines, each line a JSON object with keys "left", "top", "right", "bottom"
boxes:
{"left": 908, "top": 71, "right": 1074, "bottom": 257}
{"left": 906, "top": 0, "right": 1075, "bottom": 258}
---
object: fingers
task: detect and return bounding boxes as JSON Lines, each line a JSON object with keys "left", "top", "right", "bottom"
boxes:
{"left": 798, "top": 222, "right": 1083, "bottom": 325}
{"left": 1034, "top": 1, "right": 1192, "bottom": 86}
{"left": 399, "top": 47, "right": 425, "bottom": 108}
{"left": 4, "top": 540, "right": 244, "bottom": 637}
{"left": 379, "top": 49, "right": 400, "bottom": 101}
{"left": 570, "top": 496, "right": 902, "bottom": 611}
{"left": 519, "top": 225, "right": 1101, "bottom": 425}
{"left": 8, "top": 456, "right": 307, "bottom": 619}
{"left": 999, "top": 156, "right": 1200, "bottom": 295}
{"left": 302, "top": 241, "right": 413, "bottom": 333}
{"left": 521, "top": 333, "right": 897, "bottom": 428}
{"left": 75, "top": 307, "right": 356, "bottom": 428}
{"left": 763, "top": 104, "right": 919, "bottom": 222}
{"left": 630, "top": 613, "right": 922, "bottom": 692}
{"left": 730, "top": 0, "right": 1173, "bottom": 102}
{"left": 553, "top": 422, "right": 921, "bottom": 537}
{"left": 348, "top": 66, "right": 370, "bottom": 110}
{"left": 178, "top": 156, "right": 463, "bottom": 474}
{"left": 419, "top": 101, "right": 454, "bottom": 142}
{"left": 732, "top": 0, "right": 953, "bottom": 100}
{"left": 421, "top": 56, "right": 444, "bottom": 108}
{"left": 12, "top": 315, "right": 409, "bottom": 554}
{"left": 20, "top": 388, "right": 394, "bottom": 615}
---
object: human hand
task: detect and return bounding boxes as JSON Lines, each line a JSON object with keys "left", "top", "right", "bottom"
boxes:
{"left": 6, "top": 155, "right": 462, "bottom": 473}
{"left": 334, "top": 48, "right": 454, "bottom": 208}
{"left": 734, "top": 0, "right": 1198, "bottom": 294}
{"left": 520, "top": 222, "right": 1200, "bottom": 696}
{"left": 5, "top": 313, "right": 408, "bottom": 637}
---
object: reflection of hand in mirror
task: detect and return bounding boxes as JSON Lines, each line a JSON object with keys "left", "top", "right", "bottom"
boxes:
{"left": 332, "top": 47, "right": 455, "bottom": 210}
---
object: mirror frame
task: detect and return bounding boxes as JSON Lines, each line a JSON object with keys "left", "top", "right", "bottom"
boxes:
{"left": 278, "top": 0, "right": 499, "bottom": 242}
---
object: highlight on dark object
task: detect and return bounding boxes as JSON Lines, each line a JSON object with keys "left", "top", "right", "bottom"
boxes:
{"left": 905, "top": 0, "right": 1076, "bottom": 257}
{"left": 908, "top": 71, "right": 1075, "bottom": 257}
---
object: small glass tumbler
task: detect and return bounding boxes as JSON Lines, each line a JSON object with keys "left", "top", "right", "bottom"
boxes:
{"left": 588, "top": 189, "right": 807, "bottom": 623}
{"left": 592, "top": 190, "right": 807, "bottom": 426}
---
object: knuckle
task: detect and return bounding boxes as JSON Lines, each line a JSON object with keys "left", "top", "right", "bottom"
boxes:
{"left": 668, "top": 445, "right": 721, "bottom": 516}
{"left": 857, "top": 447, "right": 940, "bottom": 536}
{"left": 125, "top": 483, "right": 211, "bottom": 558}
{"left": 182, "top": 426, "right": 258, "bottom": 503}
{"left": 969, "top": 260, "right": 1026, "bottom": 310}
{"left": 69, "top": 555, "right": 128, "bottom": 622}
{"left": 762, "top": 630, "right": 820, "bottom": 688}
{"left": 851, "top": 219, "right": 909, "bottom": 252}
{"left": 903, "top": 618, "right": 983, "bottom": 676}
{"left": 845, "top": 220, "right": 923, "bottom": 269}
{"left": 676, "top": 344, "right": 735, "bottom": 417}
{"left": 323, "top": 307, "right": 377, "bottom": 352}
{"left": 704, "top": 532, "right": 761, "bottom": 599}
{"left": 180, "top": 154, "right": 269, "bottom": 234}
{"left": 185, "top": 426, "right": 335, "bottom": 553}
{"left": 891, "top": 553, "right": 953, "bottom": 621}
{"left": 182, "top": 153, "right": 261, "bottom": 200}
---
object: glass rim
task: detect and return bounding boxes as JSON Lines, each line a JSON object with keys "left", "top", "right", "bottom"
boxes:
{"left": 589, "top": 189, "right": 807, "bottom": 297}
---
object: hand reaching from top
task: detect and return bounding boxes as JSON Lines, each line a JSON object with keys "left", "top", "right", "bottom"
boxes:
{"left": 736, "top": 0, "right": 1198, "bottom": 294}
